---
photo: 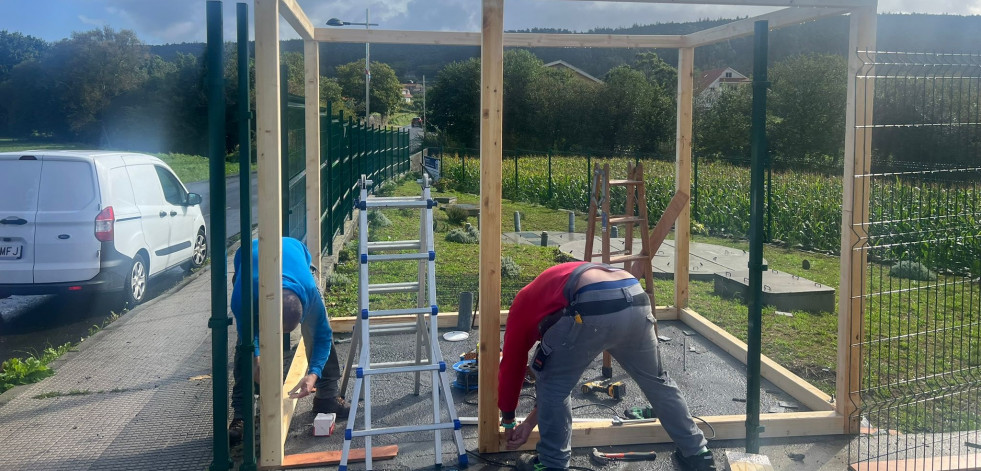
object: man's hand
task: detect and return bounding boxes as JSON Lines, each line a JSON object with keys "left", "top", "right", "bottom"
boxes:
{"left": 506, "top": 420, "right": 534, "bottom": 449}
{"left": 288, "top": 373, "right": 318, "bottom": 399}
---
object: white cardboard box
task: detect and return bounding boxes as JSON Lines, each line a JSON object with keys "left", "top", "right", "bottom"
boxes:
{"left": 313, "top": 413, "right": 336, "bottom": 436}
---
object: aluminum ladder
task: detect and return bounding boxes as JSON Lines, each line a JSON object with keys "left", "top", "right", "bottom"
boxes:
{"left": 339, "top": 174, "right": 467, "bottom": 471}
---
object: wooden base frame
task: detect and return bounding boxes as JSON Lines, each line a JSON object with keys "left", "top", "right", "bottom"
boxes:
{"left": 250, "top": 0, "right": 876, "bottom": 465}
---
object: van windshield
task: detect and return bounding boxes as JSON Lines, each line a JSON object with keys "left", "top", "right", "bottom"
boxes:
{"left": 0, "top": 158, "right": 42, "bottom": 212}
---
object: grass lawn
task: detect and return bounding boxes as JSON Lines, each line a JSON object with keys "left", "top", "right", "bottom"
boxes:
{"left": 0, "top": 138, "right": 244, "bottom": 183}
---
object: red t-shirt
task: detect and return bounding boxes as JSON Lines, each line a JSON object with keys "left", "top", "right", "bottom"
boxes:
{"left": 497, "top": 261, "right": 587, "bottom": 415}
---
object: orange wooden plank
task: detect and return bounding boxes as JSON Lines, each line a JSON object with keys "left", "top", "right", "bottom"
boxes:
{"left": 849, "top": 453, "right": 981, "bottom": 471}
{"left": 280, "top": 445, "right": 399, "bottom": 469}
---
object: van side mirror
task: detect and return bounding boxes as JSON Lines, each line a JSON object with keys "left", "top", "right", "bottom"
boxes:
{"left": 186, "top": 193, "right": 202, "bottom": 206}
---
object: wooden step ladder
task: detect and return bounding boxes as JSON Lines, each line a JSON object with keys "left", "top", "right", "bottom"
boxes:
{"left": 584, "top": 162, "right": 657, "bottom": 378}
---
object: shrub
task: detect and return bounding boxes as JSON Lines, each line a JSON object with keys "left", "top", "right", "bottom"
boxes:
{"left": 553, "top": 249, "right": 578, "bottom": 263}
{"left": 325, "top": 272, "right": 352, "bottom": 290}
{"left": 445, "top": 224, "right": 479, "bottom": 244}
{"left": 338, "top": 240, "right": 358, "bottom": 263}
{"left": 501, "top": 256, "right": 522, "bottom": 278}
{"left": 444, "top": 206, "right": 470, "bottom": 225}
{"left": 374, "top": 180, "right": 398, "bottom": 197}
{"left": 368, "top": 210, "right": 392, "bottom": 228}
{"left": 889, "top": 261, "right": 937, "bottom": 281}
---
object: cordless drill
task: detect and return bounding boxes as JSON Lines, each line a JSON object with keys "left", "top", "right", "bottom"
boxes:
{"left": 581, "top": 380, "right": 627, "bottom": 400}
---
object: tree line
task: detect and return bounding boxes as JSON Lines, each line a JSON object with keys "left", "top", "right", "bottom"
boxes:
{"left": 0, "top": 28, "right": 406, "bottom": 157}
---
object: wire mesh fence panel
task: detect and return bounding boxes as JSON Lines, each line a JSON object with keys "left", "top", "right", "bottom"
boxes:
{"left": 849, "top": 50, "right": 981, "bottom": 469}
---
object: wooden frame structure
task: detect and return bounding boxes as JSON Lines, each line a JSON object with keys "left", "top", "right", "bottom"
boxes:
{"left": 253, "top": 0, "right": 877, "bottom": 466}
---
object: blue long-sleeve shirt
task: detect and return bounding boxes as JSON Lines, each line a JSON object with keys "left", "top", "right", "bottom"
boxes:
{"left": 230, "top": 237, "right": 332, "bottom": 378}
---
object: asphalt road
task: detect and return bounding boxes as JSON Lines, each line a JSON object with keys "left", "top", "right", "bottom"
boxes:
{"left": 0, "top": 174, "right": 256, "bottom": 365}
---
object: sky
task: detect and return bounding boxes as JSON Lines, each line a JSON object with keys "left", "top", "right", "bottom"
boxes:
{"left": 1, "top": 0, "right": 980, "bottom": 45}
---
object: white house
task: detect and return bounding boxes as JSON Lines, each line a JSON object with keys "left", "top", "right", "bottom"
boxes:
{"left": 696, "top": 67, "right": 750, "bottom": 104}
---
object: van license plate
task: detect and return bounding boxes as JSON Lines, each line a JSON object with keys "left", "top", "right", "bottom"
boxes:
{"left": 0, "top": 244, "right": 22, "bottom": 260}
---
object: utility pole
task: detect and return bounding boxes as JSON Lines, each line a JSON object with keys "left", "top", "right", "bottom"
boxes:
{"left": 422, "top": 75, "right": 427, "bottom": 140}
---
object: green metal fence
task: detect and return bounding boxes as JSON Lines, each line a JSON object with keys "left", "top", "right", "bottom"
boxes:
{"left": 319, "top": 105, "right": 410, "bottom": 255}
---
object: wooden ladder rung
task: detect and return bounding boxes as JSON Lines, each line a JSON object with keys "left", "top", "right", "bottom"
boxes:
{"left": 607, "top": 216, "right": 644, "bottom": 225}
{"left": 608, "top": 179, "right": 643, "bottom": 186}
{"left": 609, "top": 254, "right": 651, "bottom": 264}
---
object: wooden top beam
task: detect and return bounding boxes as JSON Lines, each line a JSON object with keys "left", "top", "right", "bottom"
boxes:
{"left": 559, "top": 0, "right": 873, "bottom": 7}
{"left": 685, "top": 6, "right": 850, "bottom": 47}
{"left": 279, "top": 0, "right": 313, "bottom": 40}
{"left": 314, "top": 28, "right": 686, "bottom": 48}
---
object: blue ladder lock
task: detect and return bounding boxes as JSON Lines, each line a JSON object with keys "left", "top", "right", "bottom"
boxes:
{"left": 458, "top": 454, "right": 469, "bottom": 467}
{"left": 357, "top": 200, "right": 367, "bottom": 210}
{"left": 431, "top": 305, "right": 438, "bottom": 316}
{"left": 361, "top": 309, "right": 369, "bottom": 319}
{"left": 453, "top": 419, "right": 462, "bottom": 430}
{"left": 360, "top": 253, "right": 368, "bottom": 264}
{"left": 427, "top": 199, "right": 436, "bottom": 208}
{"left": 428, "top": 251, "right": 436, "bottom": 261}
{"left": 356, "top": 367, "right": 364, "bottom": 378}
{"left": 339, "top": 466, "right": 347, "bottom": 471}
{"left": 345, "top": 428, "right": 353, "bottom": 440}
{"left": 439, "top": 361, "right": 446, "bottom": 372}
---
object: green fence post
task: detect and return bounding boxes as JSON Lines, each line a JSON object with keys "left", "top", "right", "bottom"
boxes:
{"left": 280, "top": 64, "right": 289, "bottom": 239}
{"left": 692, "top": 152, "right": 699, "bottom": 221}
{"left": 766, "top": 150, "right": 773, "bottom": 243}
{"left": 323, "top": 102, "right": 332, "bottom": 255}
{"left": 548, "top": 150, "right": 553, "bottom": 201}
{"left": 746, "top": 20, "right": 769, "bottom": 455}
{"left": 234, "top": 3, "right": 256, "bottom": 469}
{"left": 206, "top": 3, "right": 232, "bottom": 470}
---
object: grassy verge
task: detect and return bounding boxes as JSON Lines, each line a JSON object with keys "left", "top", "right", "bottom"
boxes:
{"left": 0, "top": 138, "right": 246, "bottom": 183}
{"left": 0, "top": 343, "right": 73, "bottom": 394}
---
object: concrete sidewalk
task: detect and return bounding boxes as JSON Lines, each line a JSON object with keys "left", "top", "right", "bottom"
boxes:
{"left": 0, "top": 259, "right": 232, "bottom": 471}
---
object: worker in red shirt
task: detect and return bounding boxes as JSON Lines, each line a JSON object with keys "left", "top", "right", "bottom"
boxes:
{"left": 499, "top": 262, "right": 716, "bottom": 471}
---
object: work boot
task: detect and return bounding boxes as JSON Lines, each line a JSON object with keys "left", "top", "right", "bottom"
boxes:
{"left": 228, "top": 418, "right": 245, "bottom": 447}
{"left": 312, "top": 396, "right": 351, "bottom": 418}
{"left": 673, "top": 448, "right": 718, "bottom": 471}
{"left": 516, "top": 453, "right": 567, "bottom": 471}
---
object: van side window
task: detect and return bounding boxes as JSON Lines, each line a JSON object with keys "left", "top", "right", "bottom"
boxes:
{"left": 109, "top": 167, "right": 138, "bottom": 212}
{"left": 38, "top": 160, "right": 96, "bottom": 211}
{"left": 154, "top": 166, "right": 186, "bottom": 205}
{"left": 128, "top": 165, "right": 166, "bottom": 206}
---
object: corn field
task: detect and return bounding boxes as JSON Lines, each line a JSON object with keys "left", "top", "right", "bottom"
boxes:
{"left": 440, "top": 153, "right": 979, "bottom": 277}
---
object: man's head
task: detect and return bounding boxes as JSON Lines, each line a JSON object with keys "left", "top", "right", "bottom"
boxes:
{"left": 282, "top": 289, "right": 303, "bottom": 332}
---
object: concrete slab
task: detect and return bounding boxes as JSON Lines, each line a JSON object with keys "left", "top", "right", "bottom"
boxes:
{"left": 556, "top": 238, "right": 764, "bottom": 281}
{"left": 503, "top": 231, "right": 586, "bottom": 248}
{"left": 714, "top": 270, "right": 836, "bottom": 314}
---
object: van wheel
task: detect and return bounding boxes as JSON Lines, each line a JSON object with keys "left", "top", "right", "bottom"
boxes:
{"left": 124, "top": 253, "right": 148, "bottom": 306}
{"left": 184, "top": 228, "right": 208, "bottom": 272}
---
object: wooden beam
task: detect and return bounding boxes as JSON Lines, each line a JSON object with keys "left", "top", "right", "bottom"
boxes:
{"left": 850, "top": 454, "right": 981, "bottom": 471}
{"left": 837, "top": 6, "right": 876, "bottom": 435}
{"left": 314, "top": 28, "right": 686, "bottom": 49}
{"left": 674, "top": 47, "right": 694, "bottom": 310}
{"left": 255, "top": 0, "right": 284, "bottom": 467}
{"left": 280, "top": 336, "right": 308, "bottom": 444}
{"left": 559, "top": 0, "right": 875, "bottom": 7}
{"left": 499, "top": 411, "right": 844, "bottom": 451}
{"left": 279, "top": 0, "right": 313, "bottom": 40}
{"left": 477, "top": 0, "right": 504, "bottom": 455}
{"left": 685, "top": 7, "right": 850, "bottom": 47}
{"left": 680, "top": 308, "right": 835, "bottom": 411}
{"left": 281, "top": 445, "right": 399, "bottom": 468}
{"left": 304, "top": 39, "right": 321, "bottom": 270}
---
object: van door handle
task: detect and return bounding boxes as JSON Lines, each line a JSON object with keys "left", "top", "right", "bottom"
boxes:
{"left": 170, "top": 211, "right": 177, "bottom": 217}
{"left": 1, "top": 217, "right": 27, "bottom": 225}
{"left": 159, "top": 211, "right": 167, "bottom": 217}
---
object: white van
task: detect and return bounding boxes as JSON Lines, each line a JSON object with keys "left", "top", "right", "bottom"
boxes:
{"left": 0, "top": 151, "right": 208, "bottom": 305}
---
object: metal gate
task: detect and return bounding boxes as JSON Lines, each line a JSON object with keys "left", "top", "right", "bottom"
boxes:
{"left": 848, "top": 50, "right": 981, "bottom": 469}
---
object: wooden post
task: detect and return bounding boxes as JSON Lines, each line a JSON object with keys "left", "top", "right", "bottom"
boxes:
{"left": 477, "top": 0, "right": 504, "bottom": 454}
{"left": 674, "top": 47, "right": 694, "bottom": 309}
{"left": 254, "top": 0, "right": 284, "bottom": 467}
{"left": 837, "top": 5, "right": 876, "bottom": 435}
{"left": 304, "top": 39, "right": 322, "bottom": 266}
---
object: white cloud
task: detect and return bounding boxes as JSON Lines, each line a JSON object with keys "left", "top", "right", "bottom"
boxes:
{"left": 78, "top": 14, "right": 107, "bottom": 27}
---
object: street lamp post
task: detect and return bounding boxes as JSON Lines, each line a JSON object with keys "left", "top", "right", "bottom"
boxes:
{"left": 326, "top": 9, "right": 378, "bottom": 123}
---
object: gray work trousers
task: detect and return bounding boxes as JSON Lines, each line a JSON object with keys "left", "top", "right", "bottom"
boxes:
{"left": 534, "top": 282, "right": 707, "bottom": 469}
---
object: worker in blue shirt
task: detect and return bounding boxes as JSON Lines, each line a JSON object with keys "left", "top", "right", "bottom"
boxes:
{"left": 228, "top": 237, "right": 349, "bottom": 446}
